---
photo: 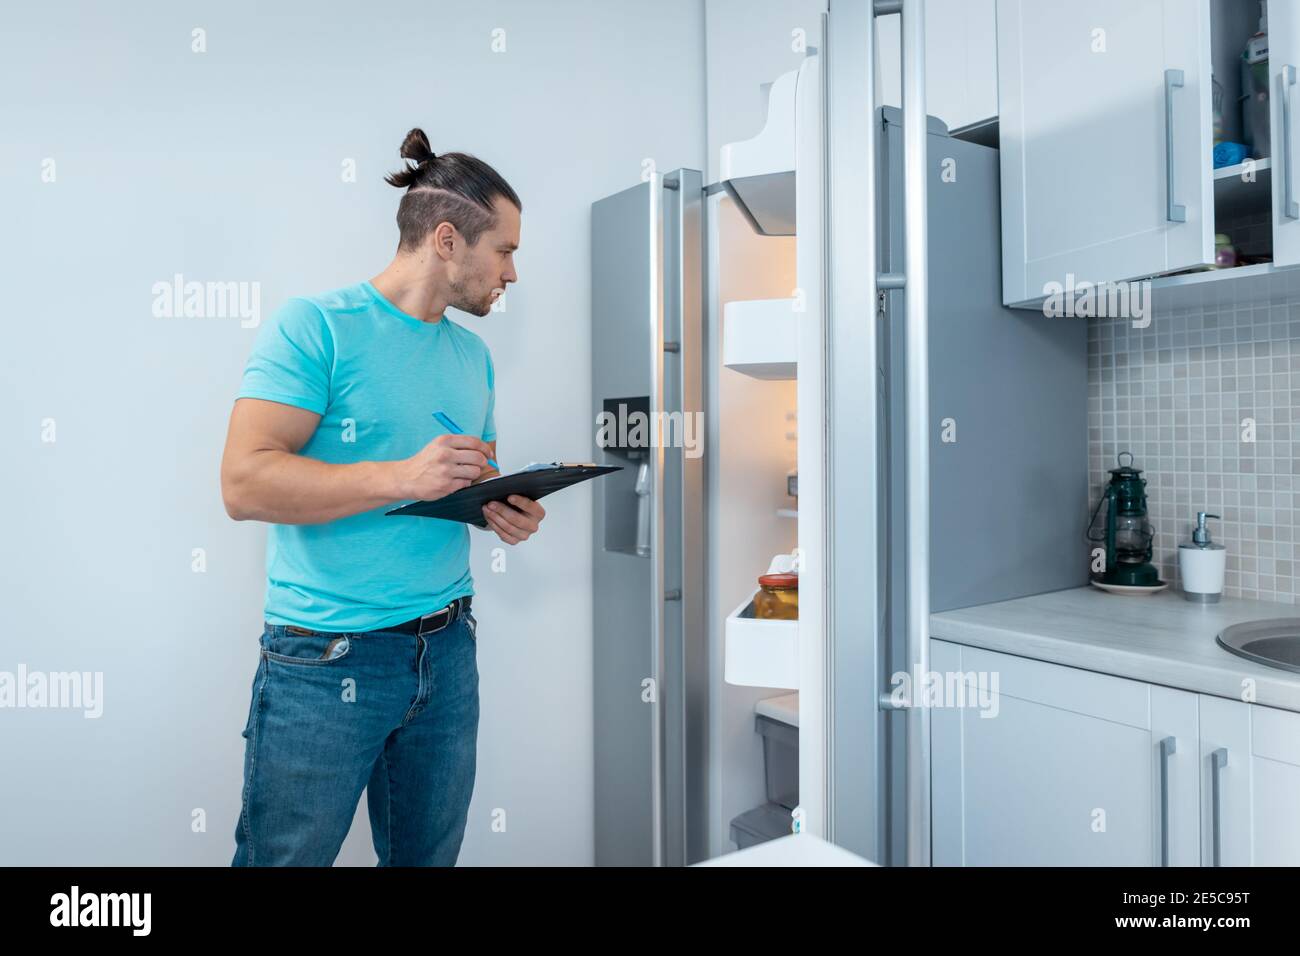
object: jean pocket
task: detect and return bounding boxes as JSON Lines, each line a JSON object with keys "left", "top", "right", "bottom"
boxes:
{"left": 262, "top": 627, "right": 353, "bottom": 666}
{"left": 464, "top": 611, "right": 477, "bottom": 641}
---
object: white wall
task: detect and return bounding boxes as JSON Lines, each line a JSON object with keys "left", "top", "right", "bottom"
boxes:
{"left": 0, "top": 0, "right": 705, "bottom": 865}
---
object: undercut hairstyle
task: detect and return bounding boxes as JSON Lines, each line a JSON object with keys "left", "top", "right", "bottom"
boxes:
{"left": 383, "top": 128, "right": 522, "bottom": 251}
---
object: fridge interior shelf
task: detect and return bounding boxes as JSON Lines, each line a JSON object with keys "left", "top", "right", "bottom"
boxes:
{"left": 723, "top": 297, "right": 797, "bottom": 380}
{"left": 724, "top": 590, "right": 798, "bottom": 689}
{"left": 718, "top": 67, "right": 798, "bottom": 236}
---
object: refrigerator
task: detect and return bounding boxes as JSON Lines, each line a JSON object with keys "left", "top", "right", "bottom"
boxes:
{"left": 590, "top": 1, "right": 1087, "bottom": 867}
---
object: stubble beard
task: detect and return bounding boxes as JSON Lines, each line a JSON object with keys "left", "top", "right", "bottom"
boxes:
{"left": 448, "top": 269, "right": 495, "bottom": 317}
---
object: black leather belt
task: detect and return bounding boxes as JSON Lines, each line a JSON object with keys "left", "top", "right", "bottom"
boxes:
{"left": 279, "top": 596, "right": 471, "bottom": 638}
{"left": 380, "top": 595, "right": 472, "bottom": 636}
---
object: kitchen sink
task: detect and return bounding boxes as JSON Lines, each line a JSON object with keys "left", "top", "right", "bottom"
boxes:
{"left": 1217, "top": 620, "right": 1300, "bottom": 674}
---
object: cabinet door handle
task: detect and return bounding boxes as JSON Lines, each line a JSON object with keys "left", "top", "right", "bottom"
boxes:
{"left": 1164, "top": 69, "right": 1187, "bottom": 223}
{"left": 1284, "top": 65, "right": 1298, "bottom": 219}
{"left": 1211, "top": 747, "right": 1229, "bottom": 867}
{"left": 1158, "top": 735, "right": 1177, "bottom": 866}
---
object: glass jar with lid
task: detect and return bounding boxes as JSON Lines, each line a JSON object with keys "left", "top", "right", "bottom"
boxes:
{"left": 754, "top": 572, "right": 798, "bottom": 620}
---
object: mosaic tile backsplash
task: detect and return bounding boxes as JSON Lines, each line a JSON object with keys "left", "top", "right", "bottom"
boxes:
{"left": 1088, "top": 287, "right": 1300, "bottom": 604}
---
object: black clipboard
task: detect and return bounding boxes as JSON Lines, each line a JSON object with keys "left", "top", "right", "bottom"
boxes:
{"left": 385, "top": 463, "right": 622, "bottom": 528}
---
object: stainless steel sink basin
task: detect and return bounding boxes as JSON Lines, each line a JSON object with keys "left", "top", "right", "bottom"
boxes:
{"left": 1217, "top": 620, "right": 1300, "bottom": 674}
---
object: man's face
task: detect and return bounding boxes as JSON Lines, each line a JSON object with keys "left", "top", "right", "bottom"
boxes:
{"left": 448, "top": 196, "right": 520, "bottom": 317}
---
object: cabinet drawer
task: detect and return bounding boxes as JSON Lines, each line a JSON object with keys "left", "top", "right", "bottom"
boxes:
{"left": 950, "top": 643, "right": 1150, "bottom": 728}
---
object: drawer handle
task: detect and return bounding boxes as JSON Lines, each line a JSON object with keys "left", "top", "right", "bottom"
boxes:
{"left": 1158, "top": 735, "right": 1176, "bottom": 866}
{"left": 1211, "top": 747, "right": 1229, "bottom": 867}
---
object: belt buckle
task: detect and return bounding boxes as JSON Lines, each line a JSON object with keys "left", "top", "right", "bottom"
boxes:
{"left": 417, "top": 601, "right": 456, "bottom": 636}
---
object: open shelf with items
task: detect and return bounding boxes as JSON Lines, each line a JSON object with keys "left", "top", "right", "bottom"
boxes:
{"left": 1209, "top": 0, "right": 1273, "bottom": 263}
{"left": 1173, "top": 3, "right": 1280, "bottom": 291}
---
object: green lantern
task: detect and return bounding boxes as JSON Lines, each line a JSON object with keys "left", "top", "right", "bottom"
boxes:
{"left": 1087, "top": 451, "right": 1159, "bottom": 587}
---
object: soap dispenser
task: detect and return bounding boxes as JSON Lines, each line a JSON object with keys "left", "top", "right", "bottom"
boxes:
{"left": 1179, "top": 512, "right": 1226, "bottom": 603}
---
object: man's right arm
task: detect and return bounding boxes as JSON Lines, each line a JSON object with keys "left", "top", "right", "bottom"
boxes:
{"left": 220, "top": 398, "right": 490, "bottom": 525}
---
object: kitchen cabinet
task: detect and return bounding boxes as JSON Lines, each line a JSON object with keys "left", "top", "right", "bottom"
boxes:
{"left": 996, "top": 0, "right": 1214, "bottom": 305}
{"left": 1199, "top": 694, "right": 1300, "bottom": 865}
{"left": 934, "top": 639, "right": 1300, "bottom": 866}
{"left": 996, "top": 0, "right": 1300, "bottom": 306}
{"left": 931, "top": 640, "right": 1199, "bottom": 866}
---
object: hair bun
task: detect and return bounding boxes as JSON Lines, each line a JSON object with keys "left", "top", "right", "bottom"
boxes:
{"left": 398, "top": 128, "right": 435, "bottom": 165}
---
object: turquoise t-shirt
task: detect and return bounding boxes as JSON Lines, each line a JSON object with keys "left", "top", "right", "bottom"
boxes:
{"left": 235, "top": 280, "right": 496, "bottom": 632}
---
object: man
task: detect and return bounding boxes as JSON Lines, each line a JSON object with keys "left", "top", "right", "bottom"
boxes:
{"left": 221, "top": 128, "right": 544, "bottom": 866}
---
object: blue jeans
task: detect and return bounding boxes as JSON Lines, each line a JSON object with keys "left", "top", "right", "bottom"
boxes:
{"left": 231, "top": 608, "right": 479, "bottom": 866}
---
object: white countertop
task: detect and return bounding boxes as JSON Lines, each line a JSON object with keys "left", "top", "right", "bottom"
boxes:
{"left": 930, "top": 586, "right": 1300, "bottom": 712}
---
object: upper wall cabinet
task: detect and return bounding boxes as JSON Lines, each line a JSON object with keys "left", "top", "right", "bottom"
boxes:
{"left": 998, "top": 0, "right": 1300, "bottom": 308}
{"left": 997, "top": 0, "right": 1215, "bottom": 306}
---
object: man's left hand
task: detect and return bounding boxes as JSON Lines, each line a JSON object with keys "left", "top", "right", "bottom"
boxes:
{"left": 481, "top": 494, "right": 545, "bottom": 544}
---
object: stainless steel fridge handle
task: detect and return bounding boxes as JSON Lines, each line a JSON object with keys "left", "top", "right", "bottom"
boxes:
{"left": 899, "top": 0, "right": 932, "bottom": 868}
{"left": 1164, "top": 69, "right": 1187, "bottom": 223}
{"left": 1284, "top": 65, "right": 1298, "bottom": 219}
{"left": 647, "top": 171, "right": 666, "bottom": 868}
{"left": 1158, "top": 735, "right": 1176, "bottom": 866}
{"left": 1210, "top": 746, "right": 1229, "bottom": 867}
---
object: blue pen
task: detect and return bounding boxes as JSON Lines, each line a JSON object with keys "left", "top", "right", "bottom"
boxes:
{"left": 432, "top": 411, "right": 499, "bottom": 470}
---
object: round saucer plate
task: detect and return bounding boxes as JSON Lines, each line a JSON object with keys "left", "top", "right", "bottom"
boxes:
{"left": 1090, "top": 579, "right": 1169, "bottom": 595}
